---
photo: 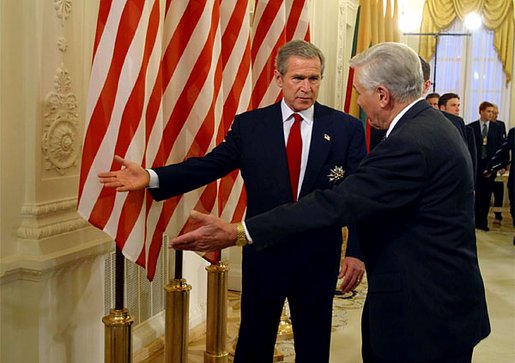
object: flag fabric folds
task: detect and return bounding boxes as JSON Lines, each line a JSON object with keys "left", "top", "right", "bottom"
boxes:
{"left": 78, "top": 0, "right": 311, "bottom": 281}
{"left": 344, "top": 0, "right": 400, "bottom": 150}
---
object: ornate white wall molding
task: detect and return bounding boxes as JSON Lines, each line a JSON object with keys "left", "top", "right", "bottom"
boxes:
{"left": 42, "top": 65, "right": 80, "bottom": 175}
{"left": 335, "top": 0, "right": 359, "bottom": 109}
{"left": 0, "top": 237, "right": 112, "bottom": 283}
{"left": 17, "top": 218, "right": 90, "bottom": 240}
{"left": 16, "top": 197, "right": 89, "bottom": 240}
{"left": 20, "top": 197, "right": 77, "bottom": 216}
{"left": 57, "top": 36, "right": 68, "bottom": 52}
{"left": 54, "top": 0, "right": 72, "bottom": 26}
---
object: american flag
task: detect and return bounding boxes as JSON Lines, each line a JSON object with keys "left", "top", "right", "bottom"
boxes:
{"left": 251, "top": 0, "right": 310, "bottom": 108}
{"left": 78, "top": 0, "right": 310, "bottom": 281}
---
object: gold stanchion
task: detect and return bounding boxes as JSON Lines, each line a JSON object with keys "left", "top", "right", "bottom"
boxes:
{"left": 103, "top": 308, "right": 134, "bottom": 363}
{"left": 272, "top": 300, "right": 292, "bottom": 362}
{"left": 276, "top": 300, "right": 293, "bottom": 341}
{"left": 204, "top": 262, "right": 229, "bottom": 363}
{"left": 165, "top": 278, "right": 192, "bottom": 362}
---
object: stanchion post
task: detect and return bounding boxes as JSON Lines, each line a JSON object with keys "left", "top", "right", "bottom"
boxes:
{"left": 165, "top": 278, "right": 192, "bottom": 362}
{"left": 103, "top": 246, "right": 134, "bottom": 363}
{"left": 204, "top": 261, "right": 229, "bottom": 363}
{"left": 165, "top": 248, "right": 192, "bottom": 363}
{"left": 103, "top": 308, "right": 134, "bottom": 363}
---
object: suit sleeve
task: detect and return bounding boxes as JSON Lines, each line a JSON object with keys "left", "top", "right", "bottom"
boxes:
{"left": 487, "top": 128, "right": 513, "bottom": 173}
{"left": 246, "top": 136, "right": 427, "bottom": 251}
{"left": 341, "top": 118, "right": 367, "bottom": 259}
{"left": 149, "top": 117, "right": 242, "bottom": 201}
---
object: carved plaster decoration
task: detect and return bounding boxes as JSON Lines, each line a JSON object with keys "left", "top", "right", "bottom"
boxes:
{"left": 54, "top": 0, "right": 72, "bottom": 26}
{"left": 335, "top": 0, "right": 347, "bottom": 108}
{"left": 42, "top": 65, "right": 80, "bottom": 175}
{"left": 57, "top": 36, "right": 68, "bottom": 52}
{"left": 16, "top": 198, "right": 89, "bottom": 240}
{"left": 17, "top": 218, "right": 90, "bottom": 240}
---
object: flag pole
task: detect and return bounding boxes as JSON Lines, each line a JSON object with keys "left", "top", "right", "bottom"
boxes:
{"left": 204, "top": 253, "right": 229, "bottom": 363}
{"left": 102, "top": 245, "right": 134, "bottom": 363}
{"left": 165, "top": 245, "right": 191, "bottom": 362}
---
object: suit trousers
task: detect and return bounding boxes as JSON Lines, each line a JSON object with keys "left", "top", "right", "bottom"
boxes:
{"left": 475, "top": 162, "right": 496, "bottom": 228}
{"left": 234, "top": 291, "right": 335, "bottom": 363}
{"left": 492, "top": 181, "right": 504, "bottom": 220}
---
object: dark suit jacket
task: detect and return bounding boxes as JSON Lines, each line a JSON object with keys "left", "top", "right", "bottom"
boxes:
{"left": 439, "top": 111, "right": 478, "bottom": 180}
{"left": 496, "top": 119, "right": 507, "bottom": 136}
{"left": 469, "top": 119, "right": 505, "bottom": 175}
{"left": 488, "top": 127, "right": 514, "bottom": 191}
{"left": 150, "top": 101, "right": 366, "bottom": 299}
{"left": 245, "top": 100, "right": 490, "bottom": 361}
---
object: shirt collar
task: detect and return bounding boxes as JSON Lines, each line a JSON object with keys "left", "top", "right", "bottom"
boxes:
{"left": 385, "top": 98, "right": 422, "bottom": 138}
{"left": 281, "top": 99, "right": 314, "bottom": 126}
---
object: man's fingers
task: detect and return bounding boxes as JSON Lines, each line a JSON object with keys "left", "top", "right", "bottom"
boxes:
{"left": 338, "top": 264, "right": 347, "bottom": 279}
{"left": 170, "top": 232, "right": 197, "bottom": 249}
{"left": 114, "top": 154, "right": 126, "bottom": 165}
{"left": 189, "top": 210, "right": 212, "bottom": 223}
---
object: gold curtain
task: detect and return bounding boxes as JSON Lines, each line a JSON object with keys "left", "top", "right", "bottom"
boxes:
{"left": 348, "top": 0, "right": 401, "bottom": 117}
{"left": 419, "top": 0, "right": 514, "bottom": 82}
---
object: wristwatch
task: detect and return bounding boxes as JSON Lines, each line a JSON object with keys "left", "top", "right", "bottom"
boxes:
{"left": 235, "top": 223, "right": 248, "bottom": 247}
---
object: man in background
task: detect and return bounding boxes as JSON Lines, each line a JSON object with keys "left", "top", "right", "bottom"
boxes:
{"left": 486, "top": 127, "right": 514, "bottom": 229}
{"left": 438, "top": 92, "right": 461, "bottom": 115}
{"left": 490, "top": 104, "right": 507, "bottom": 225}
{"left": 470, "top": 101, "right": 505, "bottom": 231}
{"left": 437, "top": 92, "right": 477, "bottom": 179}
{"left": 425, "top": 92, "right": 440, "bottom": 109}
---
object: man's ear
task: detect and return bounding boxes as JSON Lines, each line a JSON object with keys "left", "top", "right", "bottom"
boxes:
{"left": 377, "top": 86, "right": 390, "bottom": 108}
{"left": 274, "top": 69, "right": 283, "bottom": 88}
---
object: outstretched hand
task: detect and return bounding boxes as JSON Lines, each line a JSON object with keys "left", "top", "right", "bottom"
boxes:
{"left": 98, "top": 155, "right": 150, "bottom": 191}
{"left": 170, "top": 210, "right": 238, "bottom": 252}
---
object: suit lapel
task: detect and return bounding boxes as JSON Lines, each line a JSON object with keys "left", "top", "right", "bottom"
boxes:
{"left": 299, "top": 103, "right": 332, "bottom": 196}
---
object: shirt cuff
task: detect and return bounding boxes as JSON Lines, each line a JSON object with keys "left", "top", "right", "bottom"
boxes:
{"left": 147, "top": 168, "right": 159, "bottom": 188}
{"left": 241, "top": 221, "right": 253, "bottom": 244}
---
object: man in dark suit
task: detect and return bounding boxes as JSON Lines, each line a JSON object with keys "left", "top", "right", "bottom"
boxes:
{"left": 434, "top": 93, "right": 478, "bottom": 182}
{"left": 172, "top": 42, "right": 491, "bottom": 363}
{"left": 485, "top": 127, "right": 514, "bottom": 227}
{"left": 469, "top": 101, "right": 505, "bottom": 231}
{"left": 99, "top": 40, "right": 366, "bottom": 363}
{"left": 490, "top": 104, "right": 507, "bottom": 225}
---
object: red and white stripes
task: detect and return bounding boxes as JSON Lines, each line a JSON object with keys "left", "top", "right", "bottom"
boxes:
{"left": 251, "top": 0, "right": 310, "bottom": 108}
{"left": 78, "top": 0, "right": 310, "bottom": 281}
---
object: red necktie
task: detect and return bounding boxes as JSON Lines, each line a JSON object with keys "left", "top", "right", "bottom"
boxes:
{"left": 287, "top": 113, "right": 303, "bottom": 201}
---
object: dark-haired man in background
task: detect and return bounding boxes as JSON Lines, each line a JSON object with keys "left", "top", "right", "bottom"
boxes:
{"left": 470, "top": 101, "right": 505, "bottom": 231}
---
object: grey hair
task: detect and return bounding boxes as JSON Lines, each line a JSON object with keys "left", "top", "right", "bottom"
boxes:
{"left": 349, "top": 42, "right": 423, "bottom": 103}
{"left": 275, "top": 40, "right": 325, "bottom": 76}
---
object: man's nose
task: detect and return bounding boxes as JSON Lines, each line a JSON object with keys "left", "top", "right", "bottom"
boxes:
{"left": 300, "top": 79, "right": 311, "bottom": 91}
